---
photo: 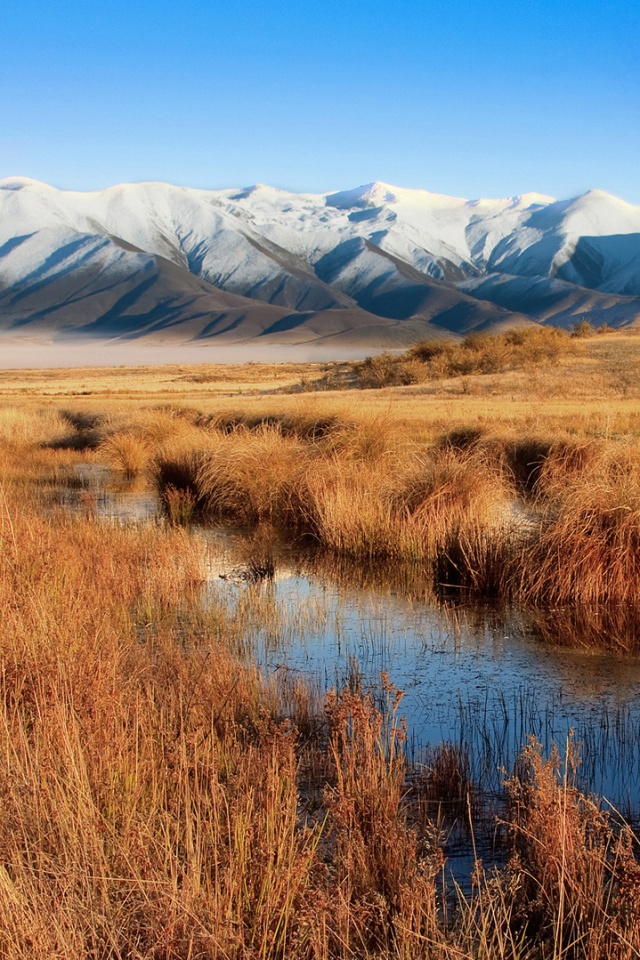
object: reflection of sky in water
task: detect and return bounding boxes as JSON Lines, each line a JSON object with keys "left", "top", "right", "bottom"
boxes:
{"left": 57, "top": 472, "right": 640, "bottom": 822}
{"left": 55, "top": 464, "right": 162, "bottom": 522}
{"left": 204, "top": 533, "right": 640, "bottom": 821}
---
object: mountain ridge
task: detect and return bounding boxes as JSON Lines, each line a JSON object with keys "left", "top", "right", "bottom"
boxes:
{"left": 1, "top": 177, "right": 639, "bottom": 352}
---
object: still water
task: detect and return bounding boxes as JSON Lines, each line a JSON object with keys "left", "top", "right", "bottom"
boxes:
{"left": 203, "top": 528, "right": 640, "bottom": 819}
{"left": 60, "top": 468, "right": 640, "bottom": 827}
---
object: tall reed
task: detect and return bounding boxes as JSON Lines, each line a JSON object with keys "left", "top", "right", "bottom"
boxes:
{"left": 522, "top": 445, "right": 640, "bottom": 605}
{"left": 1, "top": 482, "right": 640, "bottom": 957}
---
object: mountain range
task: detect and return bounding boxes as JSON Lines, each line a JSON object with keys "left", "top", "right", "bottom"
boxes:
{"left": 1, "top": 176, "right": 640, "bottom": 351}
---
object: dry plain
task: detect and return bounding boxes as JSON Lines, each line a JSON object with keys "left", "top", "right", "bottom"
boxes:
{"left": 2, "top": 330, "right": 640, "bottom": 959}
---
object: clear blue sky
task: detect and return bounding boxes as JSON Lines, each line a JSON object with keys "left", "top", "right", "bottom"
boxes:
{"left": 2, "top": 0, "right": 639, "bottom": 202}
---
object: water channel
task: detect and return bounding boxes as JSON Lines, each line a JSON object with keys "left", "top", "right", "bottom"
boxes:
{"left": 57, "top": 467, "right": 640, "bottom": 853}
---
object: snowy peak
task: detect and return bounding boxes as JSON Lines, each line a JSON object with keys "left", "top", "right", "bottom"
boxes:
{"left": 1, "top": 176, "right": 640, "bottom": 348}
{"left": 0, "top": 176, "right": 52, "bottom": 191}
{"left": 325, "top": 180, "right": 473, "bottom": 211}
{"left": 561, "top": 188, "right": 640, "bottom": 234}
{"left": 325, "top": 181, "right": 404, "bottom": 208}
{"left": 506, "top": 192, "right": 556, "bottom": 210}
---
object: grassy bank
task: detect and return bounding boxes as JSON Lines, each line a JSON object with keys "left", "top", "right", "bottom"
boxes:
{"left": 6, "top": 340, "right": 640, "bottom": 630}
{"left": 136, "top": 411, "right": 640, "bottom": 623}
{"left": 2, "top": 336, "right": 640, "bottom": 955}
{"left": 1, "top": 479, "right": 639, "bottom": 958}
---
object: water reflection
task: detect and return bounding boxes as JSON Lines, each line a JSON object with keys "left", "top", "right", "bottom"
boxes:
{"left": 54, "top": 469, "right": 640, "bottom": 827}
{"left": 199, "top": 527, "right": 640, "bottom": 823}
{"left": 52, "top": 463, "right": 161, "bottom": 522}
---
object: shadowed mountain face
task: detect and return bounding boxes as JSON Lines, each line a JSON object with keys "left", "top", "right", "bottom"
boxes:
{"left": 1, "top": 177, "right": 639, "bottom": 349}
{"left": 555, "top": 234, "right": 640, "bottom": 295}
{"left": 458, "top": 274, "right": 640, "bottom": 330}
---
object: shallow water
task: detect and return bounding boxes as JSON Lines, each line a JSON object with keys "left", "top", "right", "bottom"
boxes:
{"left": 58, "top": 467, "right": 640, "bottom": 830}
{"left": 53, "top": 463, "right": 161, "bottom": 522}
{"left": 201, "top": 529, "right": 640, "bottom": 819}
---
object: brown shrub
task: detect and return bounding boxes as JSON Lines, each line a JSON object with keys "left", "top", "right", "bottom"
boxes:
{"left": 355, "top": 325, "right": 574, "bottom": 387}
{"left": 505, "top": 738, "right": 640, "bottom": 956}
{"left": 521, "top": 447, "right": 640, "bottom": 604}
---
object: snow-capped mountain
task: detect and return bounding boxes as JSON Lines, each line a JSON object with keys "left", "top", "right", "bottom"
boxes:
{"left": 1, "top": 176, "right": 639, "bottom": 348}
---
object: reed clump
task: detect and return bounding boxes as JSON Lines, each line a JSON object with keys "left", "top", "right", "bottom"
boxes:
{"left": 0, "top": 406, "right": 71, "bottom": 449}
{"left": 419, "top": 743, "right": 473, "bottom": 813}
{"left": 530, "top": 437, "right": 608, "bottom": 501}
{"left": 155, "top": 447, "right": 210, "bottom": 521}
{"left": 522, "top": 445, "right": 640, "bottom": 605}
{"left": 163, "top": 483, "right": 198, "bottom": 524}
{"left": 46, "top": 409, "right": 105, "bottom": 450}
{"left": 2, "top": 476, "right": 640, "bottom": 957}
{"left": 0, "top": 407, "right": 88, "bottom": 489}
{"left": 352, "top": 326, "right": 573, "bottom": 388}
{"left": 322, "top": 680, "right": 442, "bottom": 955}
{"left": 0, "top": 493, "right": 315, "bottom": 958}
{"left": 504, "top": 737, "right": 640, "bottom": 956}
{"left": 50, "top": 406, "right": 215, "bottom": 465}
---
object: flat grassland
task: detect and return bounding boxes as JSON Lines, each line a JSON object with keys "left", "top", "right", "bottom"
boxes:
{"left": 2, "top": 330, "right": 640, "bottom": 958}
{"left": 2, "top": 327, "right": 639, "bottom": 418}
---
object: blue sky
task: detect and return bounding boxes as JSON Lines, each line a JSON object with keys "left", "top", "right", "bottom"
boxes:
{"left": 2, "top": 0, "right": 639, "bottom": 201}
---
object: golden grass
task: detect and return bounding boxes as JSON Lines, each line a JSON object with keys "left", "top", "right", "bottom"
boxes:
{"left": 2, "top": 333, "right": 640, "bottom": 954}
{"left": 522, "top": 443, "right": 640, "bottom": 605}
{"left": 98, "top": 431, "right": 151, "bottom": 477}
{"left": 0, "top": 474, "right": 639, "bottom": 956}
{"left": 0, "top": 494, "right": 310, "bottom": 958}
{"left": 505, "top": 738, "right": 640, "bottom": 957}
{"left": 0, "top": 360, "right": 328, "bottom": 398}
{"left": 5, "top": 333, "right": 640, "bottom": 607}
{"left": 196, "top": 427, "right": 309, "bottom": 525}
{"left": 5, "top": 336, "right": 640, "bottom": 607}
{"left": 175, "top": 422, "right": 515, "bottom": 573}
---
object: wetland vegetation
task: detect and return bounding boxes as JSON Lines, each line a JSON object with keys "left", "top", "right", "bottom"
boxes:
{"left": 2, "top": 331, "right": 640, "bottom": 958}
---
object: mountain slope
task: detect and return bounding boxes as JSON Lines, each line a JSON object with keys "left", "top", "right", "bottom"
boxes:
{"left": 458, "top": 273, "right": 640, "bottom": 329}
{"left": 1, "top": 176, "right": 639, "bottom": 350}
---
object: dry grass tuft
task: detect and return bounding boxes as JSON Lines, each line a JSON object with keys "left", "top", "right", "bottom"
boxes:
{"left": 98, "top": 431, "right": 151, "bottom": 477}
{"left": 199, "top": 409, "right": 356, "bottom": 442}
{"left": 172, "top": 424, "right": 518, "bottom": 572}
{"left": 522, "top": 447, "right": 640, "bottom": 605}
{"left": 163, "top": 483, "right": 198, "bottom": 524}
{"left": 505, "top": 737, "right": 640, "bottom": 957}
{"left": 196, "top": 426, "right": 310, "bottom": 525}
{"left": 155, "top": 448, "right": 203, "bottom": 491}
{"left": 531, "top": 437, "right": 607, "bottom": 501}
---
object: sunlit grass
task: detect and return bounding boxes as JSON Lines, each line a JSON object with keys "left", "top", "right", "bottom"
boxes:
{"left": 1, "top": 334, "right": 640, "bottom": 956}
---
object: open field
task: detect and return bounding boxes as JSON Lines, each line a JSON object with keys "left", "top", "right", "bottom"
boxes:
{"left": 0, "top": 359, "right": 329, "bottom": 399}
{"left": 2, "top": 327, "right": 640, "bottom": 413}
{"left": 5, "top": 331, "right": 640, "bottom": 620}
{"left": 2, "top": 331, "right": 640, "bottom": 957}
